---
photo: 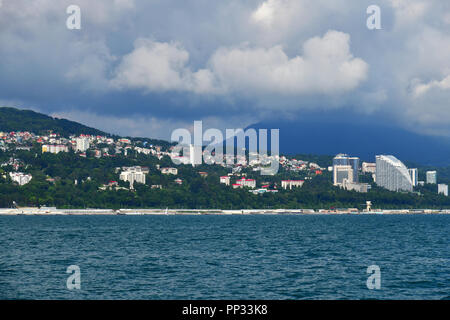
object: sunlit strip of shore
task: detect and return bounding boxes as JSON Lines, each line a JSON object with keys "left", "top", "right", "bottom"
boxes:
{"left": 1, "top": 208, "right": 450, "bottom": 215}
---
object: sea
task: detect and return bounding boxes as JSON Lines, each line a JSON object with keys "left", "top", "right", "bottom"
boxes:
{"left": 0, "top": 214, "right": 449, "bottom": 300}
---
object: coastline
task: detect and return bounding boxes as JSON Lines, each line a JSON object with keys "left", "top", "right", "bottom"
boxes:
{"left": 1, "top": 207, "right": 450, "bottom": 215}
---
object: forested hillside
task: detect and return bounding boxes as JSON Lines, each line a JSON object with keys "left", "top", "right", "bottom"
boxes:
{"left": 0, "top": 107, "right": 107, "bottom": 137}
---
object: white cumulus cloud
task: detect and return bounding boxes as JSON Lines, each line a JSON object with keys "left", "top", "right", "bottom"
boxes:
{"left": 111, "top": 31, "right": 368, "bottom": 97}
{"left": 413, "top": 74, "right": 450, "bottom": 97}
{"left": 251, "top": 0, "right": 279, "bottom": 26}
{"left": 111, "top": 39, "right": 217, "bottom": 94}
{"left": 209, "top": 30, "right": 368, "bottom": 95}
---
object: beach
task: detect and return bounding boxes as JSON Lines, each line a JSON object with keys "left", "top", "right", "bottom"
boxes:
{"left": 1, "top": 207, "right": 449, "bottom": 215}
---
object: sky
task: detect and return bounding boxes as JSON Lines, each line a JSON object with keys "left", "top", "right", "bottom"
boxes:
{"left": 0, "top": 0, "right": 449, "bottom": 140}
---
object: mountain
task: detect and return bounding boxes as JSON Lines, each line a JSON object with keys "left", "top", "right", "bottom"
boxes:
{"left": 0, "top": 107, "right": 108, "bottom": 137}
{"left": 0, "top": 106, "right": 175, "bottom": 148}
{"left": 248, "top": 110, "right": 450, "bottom": 167}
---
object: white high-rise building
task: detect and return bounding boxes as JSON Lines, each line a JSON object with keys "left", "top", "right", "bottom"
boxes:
{"left": 438, "top": 184, "right": 448, "bottom": 196}
{"left": 426, "top": 171, "right": 437, "bottom": 184}
{"left": 376, "top": 155, "right": 413, "bottom": 192}
{"left": 408, "top": 168, "right": 418, "bottom": 187}
{"left": 189, "top": 144, "right": 202, "bottom": 167}
{"left": 75, "top": 137, "right": 90, "bottom": 152}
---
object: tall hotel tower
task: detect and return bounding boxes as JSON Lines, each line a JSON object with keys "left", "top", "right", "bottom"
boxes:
{"left": 333, "top": 154, "right": 359, "bottom": 185}
{"left": 408, "top": 168, "right": 418, "bottom": 187}
{"left": 376, "top": 155, "right": 413, "bottom": 192}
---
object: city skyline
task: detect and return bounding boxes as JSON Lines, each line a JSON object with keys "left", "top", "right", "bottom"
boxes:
{"left": 2, "top": 120, "right": 448, "bottom": 199}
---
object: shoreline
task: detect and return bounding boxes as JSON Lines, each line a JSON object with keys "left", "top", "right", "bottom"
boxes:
{"left": 1, "top": 207, "right": 450, "bottom": 215}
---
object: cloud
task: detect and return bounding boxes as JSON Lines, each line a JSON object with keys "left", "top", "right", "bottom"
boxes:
{"left": 51, "top": 110, "right": 189, "bottom": 139}
{"left": 114, "top": 0, "right": 135, "bottom": 9}
{"left": 389, "top": 0, "right": 429, "bottom": 26}
{"left": 251, "top": 0, "right": 279, "bottom": 26}
{"left": 51, "top": 109, "right": 257, "bottom": 140}
{"left": 64, "top": 41, "right": 116, "bottom": 92}
{"left": 412, "top": 74, "right": 450, "bottom": 97}
{"left": 0, "top": 0, "right": 450, "bottom": 139}
{"left": 209, "top": 30, "right": 368, "bottom": 95}
{"left": 0, "top": 0, "right": 135, "bottom": 26}
{"left": 111, "top": 39, "right": 218, "bottom": 94}
{"left": 248, "top": 0, "right": 354, "bottom": 46}
{"left": 444, "top": 12, "right": 450, "bottom": 25}
{"left": 111, "top": 31, "right": 368, "bottom": 96}
{"left": 404, "top": 74, "right": 450, "bottom": 136}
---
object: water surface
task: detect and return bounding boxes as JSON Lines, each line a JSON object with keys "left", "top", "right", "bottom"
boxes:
{"left": 0, "top": 215, "right": 449, "bottom": 299}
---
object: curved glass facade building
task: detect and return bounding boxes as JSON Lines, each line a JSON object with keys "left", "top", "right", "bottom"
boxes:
{"left": 376, "top": 155, "right": 413, "bottom": 192}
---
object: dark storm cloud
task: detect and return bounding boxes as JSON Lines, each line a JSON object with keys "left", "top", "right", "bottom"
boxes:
{"left": 0, "top": 0, "right": 449, "bottom": 138}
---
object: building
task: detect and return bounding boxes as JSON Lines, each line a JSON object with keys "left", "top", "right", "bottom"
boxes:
{"left": 118, "top": 138, "right": 131, "bottom": 144}
{"left": 189, "top": 144, "right": 201, "bottom": 167}
{"left": 426, "top": 171, "right": 437, "bottom": 184}
{"left": 438, "top": 184, "right": 448, "bottom": 196}
{"left": 42, "top": 144, "right": 69, "bottom": 154}
{"left": 235, "top": 178, "right": 256, "bottom": 189}
{"left": 362, "top": 162, "right": 376, "bottom": 174}
{"left": 98, "top": 181, "right": 128, "bottom": 191}
{"left": 94, "top": 150, "right": 101, "bottom": 158}
{"left": 75, "top": 137, "right": 90, "bottom": 152}
{"left": 250, "top": 188, "right": 268, "bottom": 195}
{"left": 376, "top": 155, "right": 413, "bottom": 192}
{"left": 408, "top": 168, "right": 418, "bottom": 187}
{"left": 333, "top": 154, "right": 359, "bottom": 183}
{"left": 333, "top": 165, "right": 354, "bottom": 186}
{"left": 220, "top": 176, "right": 230, "bottom": 186}
{"left": 119, "top": 167, "right": 146, "bottom": 189}
{"left": 281, "top": 180, "right": 304, "bottom": 190}
{"left": 9, "top": 172, "right": 32, "bottom": 185}
{"left": 249, "top": 188, "right": 278, "bottom": 195}
{"left": 342, "top": 179, "right": 369, "bottom": 193}
{"left": 161, "top": 167, "right": 178, "bottom": 175}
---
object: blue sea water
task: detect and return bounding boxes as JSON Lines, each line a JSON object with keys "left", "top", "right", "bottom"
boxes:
{"left": 0, "top": 214, "right": 449, "bottom": 300}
